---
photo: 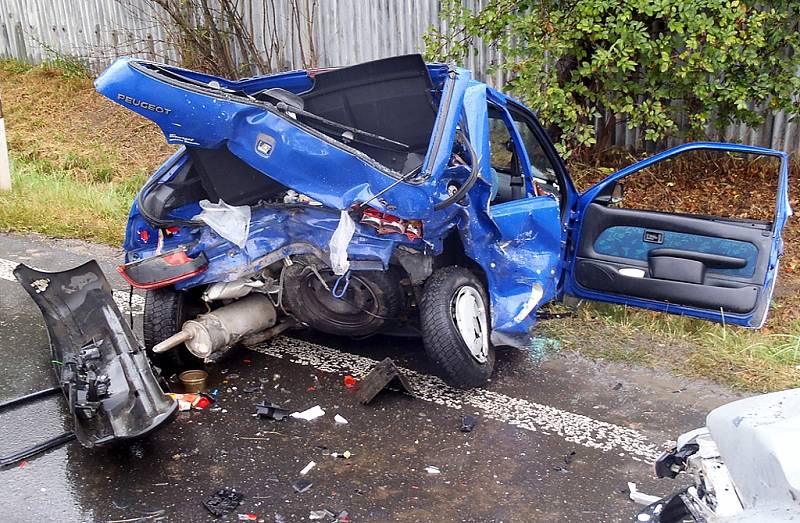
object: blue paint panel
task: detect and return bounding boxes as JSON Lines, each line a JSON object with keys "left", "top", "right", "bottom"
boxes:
{"left": 594, "top": 226, "right": 758, "bottom": 277}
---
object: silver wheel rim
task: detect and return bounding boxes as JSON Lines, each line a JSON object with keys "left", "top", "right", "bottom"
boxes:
{"left": 451, "top": 285, "right": 489, "bottom": 364}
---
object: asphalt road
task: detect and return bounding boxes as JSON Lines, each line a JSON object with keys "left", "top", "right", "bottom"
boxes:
{"left": 0, "top": 232, "right": 741, "bottom": 522}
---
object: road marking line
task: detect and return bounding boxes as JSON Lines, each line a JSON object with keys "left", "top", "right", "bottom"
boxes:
{"left": 0, "top": 256, "right": 144, "bottom": 316}
{"left": 253, "top": 337, "right": 664, "bottom": 463}
{"left": 2, "top": 256, "right": 662, "bottom": 462}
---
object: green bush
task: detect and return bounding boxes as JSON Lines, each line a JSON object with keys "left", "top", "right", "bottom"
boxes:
{"left": 425, "top": 0, "right": 800, "bottom": 156}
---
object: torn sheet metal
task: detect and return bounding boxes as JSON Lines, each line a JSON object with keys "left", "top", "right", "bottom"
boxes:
{"left": 14, "top": 261, "right": 176, "bottom": 447}
{"left": 456, "top": 85, "right": 563, "bottom": 345}
{"left": 357, "top": 357, "right": 415, "bottom": 404}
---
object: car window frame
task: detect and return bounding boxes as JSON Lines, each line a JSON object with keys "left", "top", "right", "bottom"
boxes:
{"left": 505, "top": 101, "right": 576, "bottom": 215}
{"left": 488, "top": 102, "right": 535, "bottom": 199}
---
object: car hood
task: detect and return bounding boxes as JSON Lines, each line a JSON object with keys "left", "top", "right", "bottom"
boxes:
{"left": 706, "top": 388, "right": 800, "bottom": 510}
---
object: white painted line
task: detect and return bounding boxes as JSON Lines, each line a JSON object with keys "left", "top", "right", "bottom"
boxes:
{"left": 252, "top": 337, "right": 664, "bottom": 463}
{"left": 0, "top": 256, "right": 144, "bottom": 316}
{"left": 1, "top": 255, "right": 663, "bottom": 462}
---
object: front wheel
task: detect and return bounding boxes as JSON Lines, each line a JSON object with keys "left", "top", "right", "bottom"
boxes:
{"left": 420, "top": 266, "right": 494, "bottom": 389}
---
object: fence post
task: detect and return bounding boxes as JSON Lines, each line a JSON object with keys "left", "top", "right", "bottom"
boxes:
{"left": 0, "top": 96, "right": 10, "bottom": 192}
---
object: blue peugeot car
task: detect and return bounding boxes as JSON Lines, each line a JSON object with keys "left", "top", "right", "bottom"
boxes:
{"left": 95, "top": 54, "right": 791, "bottom": 388}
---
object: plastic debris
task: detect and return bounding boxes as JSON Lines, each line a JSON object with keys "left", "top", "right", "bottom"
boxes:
{"left": 330, "top": 451, "right": 351, "bottom": 459}
{"left": 628, "top": 482, "right": 661, "bottom": 505}
{"left": 357, "top": 358, "right": 414, "bottom": 404}
{"left": 300, "top": 461, "right": 316, "bottom": 476}
{"left": 255, "top": 402, "right": 290, "bottom": 421}
{"left": 290, "top": 405, "right": 325, "bottom": 421}
{"left": 329, "top": 209, "right": 356, "bottom": 275}
{"left": 334, "top": 414, "right": 349, "bottom": 425}
{"left": 292, "top": 479, "right": 313, "bottom": 493}
{"left": 460, "top": 415, "right": 476, "bottom": 432}
{"left": 238, "top": 514, "right": 257, "bottom": 521}
{"left": 169, "top": 393, "right": 210, "bottom": 411}
{"left": 192, "top": 199, "right": 251, "bottom": 248}
{"left": 309, "top": 509, "right": 335, "bottom": 520}
{"left": 335, "top": 511, "right": 351, "bottom": 522}
{"left": 203, "top": 487, "right": 244, "bottom": 517}
{"left": 425, "top": 466, "right": 441, "bottom": 475}
{"left": 343, "top": 375, "right": 357, "bottom": 389}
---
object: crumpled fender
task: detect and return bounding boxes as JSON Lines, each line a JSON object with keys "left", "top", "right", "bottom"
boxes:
{"left": 14, "top": 261, "right": 176, "bottom": 448}
{"left": 457, "top": 82, "right": 562, "bottom": 347}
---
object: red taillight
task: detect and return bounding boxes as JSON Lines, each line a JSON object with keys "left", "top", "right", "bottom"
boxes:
{"left": 138, "top": 229, "right": 150, "bottom": 244}
{"left": 359, "top": 208, "right": 423, "bottom": 240}
{"left": 162, "top": 250, "right": 191, "bottom": 266}
{"left": 117, "top": 248, "right": 208, "bottom": 289}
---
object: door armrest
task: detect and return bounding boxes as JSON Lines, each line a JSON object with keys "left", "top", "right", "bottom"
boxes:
{"left": 648, "top": 248, "right": 746, "bottom": 269}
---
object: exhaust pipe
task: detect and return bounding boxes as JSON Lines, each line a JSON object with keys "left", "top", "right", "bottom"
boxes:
{"left": 153, "top": 294, "right": 277, "bottom": 359}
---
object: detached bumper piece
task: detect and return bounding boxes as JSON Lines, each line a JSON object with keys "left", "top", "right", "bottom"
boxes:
{"left": 118, "top": 247, "right": 208, "bottom": 289}
{"left": 14, "top": 260, "right": 176, "bottom": 448}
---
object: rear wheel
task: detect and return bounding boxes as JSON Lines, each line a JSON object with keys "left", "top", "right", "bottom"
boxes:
{"left": 420, "top": 266, "right": 494, "bottom": 388}
{"left": 282, "top": 257, "right": 403, "bottom": 337}
{"left": 143, "top": 286, "right": 206, "bottom": 373}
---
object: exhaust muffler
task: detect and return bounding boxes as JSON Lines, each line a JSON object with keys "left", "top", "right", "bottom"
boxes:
{"left": 153, "top": 294, "right": 276, "bottom": 359}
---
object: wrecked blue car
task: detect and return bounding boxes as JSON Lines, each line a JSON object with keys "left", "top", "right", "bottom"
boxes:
{"left": 95, "top": 54, "right": 791, "bottom": 388}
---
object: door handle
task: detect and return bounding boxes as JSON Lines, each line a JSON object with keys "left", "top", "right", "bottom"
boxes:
{"left": 648, "top": 248, "right": 747, "bottom": 269}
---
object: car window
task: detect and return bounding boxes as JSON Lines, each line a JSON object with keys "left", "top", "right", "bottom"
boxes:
{"left": 487, "top": 111, "right": 526, "bottom": 204}
{"left": 488, "top": 116, "right": 516, "bottom": 173}
{"left": 513, "top": 119, "right": 557, "bottom": 183}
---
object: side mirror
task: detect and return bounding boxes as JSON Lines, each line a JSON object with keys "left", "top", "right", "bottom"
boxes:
{"left": 611, "top": 182, "right": 624, "bottom": 204}
{"left": 595, "top": 181, "right": 625, "bottom": 205}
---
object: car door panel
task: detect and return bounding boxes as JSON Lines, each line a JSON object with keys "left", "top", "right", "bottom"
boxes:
{"left": 593, "top": 225, "right": 758, "bottom": 278}
{"left": 574, "top": 203, "right": 771, "bottom": 315}
{"left": 565, "top": 143, "right": 790, "bottom": 328}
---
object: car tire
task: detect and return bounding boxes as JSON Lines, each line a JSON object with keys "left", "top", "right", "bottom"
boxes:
{"left": 143, "top": 286, "right": 205, "bottom": 373}
{"left": 282, "top": 256, "right": 403, "bottom": 338}
{"left": 420, "top": 266, "right": 494, "bottom": 389}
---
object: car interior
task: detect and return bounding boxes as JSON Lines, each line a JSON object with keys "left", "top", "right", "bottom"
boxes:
{"left": 487, "top": 106, "right": 561, "bottom": 205}
{"left": 572, "top": 154, "right": 776, "bottom": 316}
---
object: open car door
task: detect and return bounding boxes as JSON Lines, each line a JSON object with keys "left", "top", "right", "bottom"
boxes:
{"left": 564, "top": 143, "right": 791, "bottom": 328}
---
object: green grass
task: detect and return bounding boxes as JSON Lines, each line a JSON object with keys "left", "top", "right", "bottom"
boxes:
{"left": 0, "top": 156, "right": 142, "bottom": 245}
{"left": 541, "top": 302, "right": 800, "bottom": 392}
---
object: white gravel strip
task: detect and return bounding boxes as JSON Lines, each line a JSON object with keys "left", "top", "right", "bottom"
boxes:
{"left": 253, "top": 336, "right": 663, "bottom": 462}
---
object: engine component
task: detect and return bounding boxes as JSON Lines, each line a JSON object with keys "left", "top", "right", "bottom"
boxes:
{"left": 153, "top": 294, "right": 276, "bottom": 359}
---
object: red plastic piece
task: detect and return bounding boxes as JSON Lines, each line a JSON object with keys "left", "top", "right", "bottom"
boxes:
{"left": 343, "top": 375, "right": 357, "bottom": 389}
